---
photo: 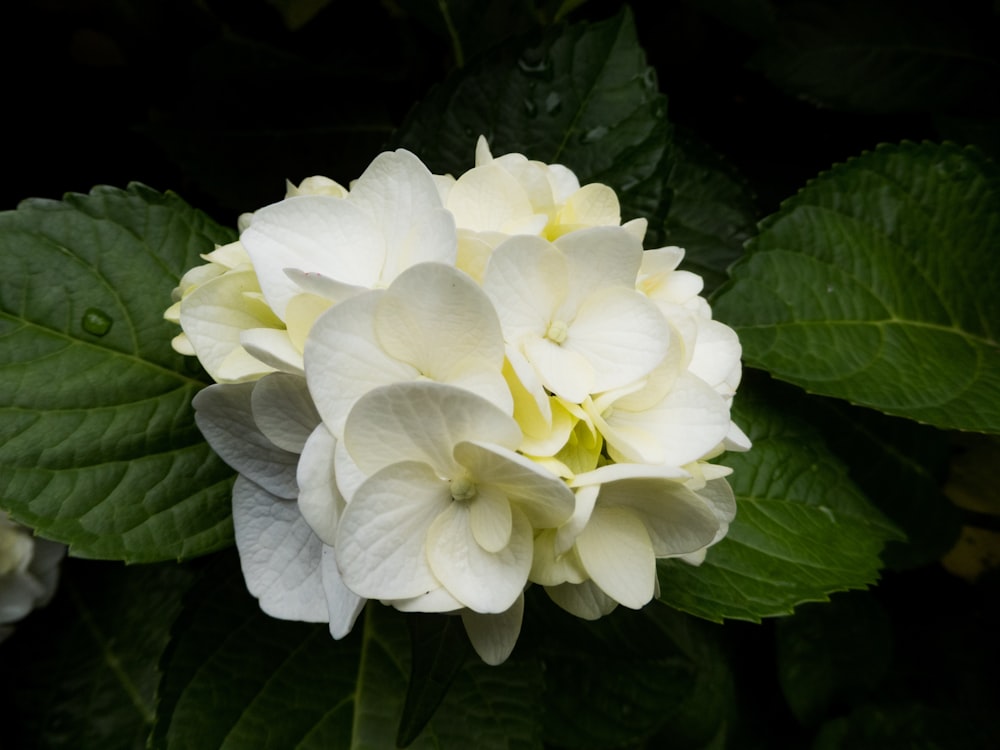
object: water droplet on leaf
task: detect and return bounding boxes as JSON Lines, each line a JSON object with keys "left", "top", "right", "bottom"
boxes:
{"left": 642, "top": 67, "right": 658, "bottom": 91}
{"left": 81, "top": 308, "right": 112, "bottom": 336}
{"left": 579, "top": 126, "right": 608, "bottom": 144}
{"left": 544, "top": 92, "right": 562, "bottom": 115}
{"left": 517, "top": 48, "right": 552, "bottom": 79}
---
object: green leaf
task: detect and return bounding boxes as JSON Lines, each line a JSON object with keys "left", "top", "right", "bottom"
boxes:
{"left": 804, "top": 397, "right": 962, "bottom": 570}
{"left": 775, "top": 591, "right": 892, "bottom": 727}
{"left": 663, "top": 128, "right": 759, "bottom": 294}
{"left": 748, "top": 0, "right": 1000, "bottom": 114}
{"left": 389, "top": 7, "right": 674, "bottom": 244}
{"left": 525, "top": 595, "right": 733, "bottom": 750}
{"left": 0, "top": 558, "right": 196, "bottom": 749}
{"left": 713, "top": 142, "right": 1000, "bottom": 433}
{"left": 397, "top": 613, "right": 471, "bottom": 747}
{"left": 657, "top": 375, "right": 902, "bottom": 622}
{"left": 264, "top": 0, "right": 332, "bottom": 30}
{"left": 152, "top": 554, "right": 543, "bottom": 749}
{"left": 0, "top": 184, "right": 236, "bottom": 561}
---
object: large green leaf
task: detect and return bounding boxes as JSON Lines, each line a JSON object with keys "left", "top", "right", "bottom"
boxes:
{"left": 151, "top": 554, "right": 543, "bottom": 749}
{"left": 657, "top": 376, "right": 902, "bottom": 622}
{"left": 713, "top": 142, "right": 1000, "bottom": 433}
{"left": 0, "top": 559, "right": 196, "bottom": 749}
{"left": 0, "top": 184, "right": 236, "bottom": 561}
{"left": 389, "top": 7, "right": 674, "bottom": 244}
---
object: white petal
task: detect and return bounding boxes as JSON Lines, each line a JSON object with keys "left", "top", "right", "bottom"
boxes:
{"left": 349, "top": 150, "right": 456, "bottom": 279}
{"left": 454, "top": 440, "right": 575, "bottom": 529}
{"left": 426, "top": 503, "right": 532, "bottom": 613}
{"left": 530, "top": 528, "right": 588, "bottom": 586}
{"left": 724, "top": 420, "right": 752, "bottom": 452}
{"left": 374, "top": 263, "right": 511, "bottom": 413}
{"left": 320, "top": 546, "right": 366, "bottom": 639}
{"left": 193, "top": 383, "right": 299, "bottom": 499}
{"left": 461, "top": 594, "right": 524, "bottom": 665}
{"left": 522, "top": 334, "right": 594, "bottom": 403}
{"left": 344, "top": 382, "right": 521, "bottom": 477}
{"left": 240, "top": 328, "right": 304, "bottom": 375}
{"left": 251, "top": 373, "right": 320, "bottom": 453}
{"left": 687, "top": 319, "right": 743, "bottom": 395}
{"left": 468, "top": 486, "right": 513, "bottom": 553}
{"left": 448, "top": 161, "right": 535, "bottom": 233}
{"left": 390, "top": 587, "right": 463, "bottom": 613}
{"left": 242, "top": 196, "right": 384, "bottom": 317}
{"left": 605, "top": 372, "right": 732, "bottom": 467}
{"left": 296, "top": 424, "right": 343, "bottom": 545}
{"left": 232, "top": 476, "right": 328, "bottom": 622}
{"left": 482, "top": 236, "right": 567, "bottom": 340}
{"left": 336, "top": 462, "right": 450, "bottom": 600}
{"left": 305, "top": 291, "right": 417, "bottom": 437}
{"left": 575, "top": 506, "right": 655, "bottom": 610}
{"left": 566, "top": 287, "right": 670, "bottom": 393}
{"left": 334, "top": 438, "right": 367, "bottom": 503}
{"left": 596, "top": 475, "right": 722, "bottom": 557}
{"left": 555, "top": 226, "right": 643, "bottom": 305}
{"left": 545, "top": 580, "right": 618, "bottom": 620}
{"left": 179, "top": 270, "right": 279, "bottom": 382}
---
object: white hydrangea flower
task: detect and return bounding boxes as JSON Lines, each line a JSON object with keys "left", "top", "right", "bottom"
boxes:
{"left": 176, "top": 136, "right": 751, "bottom": 665}
{"left": 530, "top": 463, "right": 732, "bottom": 618}
{"left": 1, "top": 513, "right": 65, "bottom": 642}
{"left": 482, "top": 227, "right": 670, "bottom": 405}
{"left": 303, "top": 262, "right": 511, "bottom": 440}
{"left": 334, "top": 382, "right": 574, "bottom": 616}
{"left": 437, "top": 136, "right": 646, "bottom": 280}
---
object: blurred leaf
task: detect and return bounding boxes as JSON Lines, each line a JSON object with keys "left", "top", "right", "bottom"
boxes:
{"left": 265, "top": 0, "right": 332, "bottom": 30}
{"left": 151, "top": 554, "right": 543, "bottom": 749}
{"left": 714, "top": 142, "right": 1000, "bottom": 433}
{"left": 749, "top": 0, "right": 1000, "bottom": 114}
{"left": 529, "top": 598, "right": 732, "bottom": 750}
{"left": 663, "top": 128, "right": 758, "bottom": 294}
{"left": 0, "top": 559, "right": 196, "bottom": 749}
{"left": 390, "top": 6, "right": 674, "bottom": 244}
{"left": 775, "top": 591, "right": 891, "bottom": 727}
{"left": 397, "top": 613, "right": 471, "bottom": 747}
{"left": 658, "top": 376, "right": 902, "bottom": 622}
{"left": 0, "top": 184, "right": 236, "bottom": 562}
{"left": 813, "top": 703, "right": 994, "bottom": 750}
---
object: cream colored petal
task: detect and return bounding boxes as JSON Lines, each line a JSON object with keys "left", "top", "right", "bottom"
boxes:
{"left": 575, "top": 506, "right": 655, "bottom": 609}
{"left": 461, "top": 594, "right": 524, "bottom": 665}
{"left": 335, "top": 461, "right": 450, "bottom": 601}
{"left": 426, "top": 503, "right": 532, "bottom": 613}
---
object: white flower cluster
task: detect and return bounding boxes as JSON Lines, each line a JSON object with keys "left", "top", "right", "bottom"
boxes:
{"left": 167, "top": 138, "right": 749, "bottom": 664}
{"left": 0, "top": 513, "right": 65, "bottom": 642}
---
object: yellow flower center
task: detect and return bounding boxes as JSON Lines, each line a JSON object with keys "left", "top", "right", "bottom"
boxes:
{"left": 545, "top": 320, "right": 569, "bottom": 344}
